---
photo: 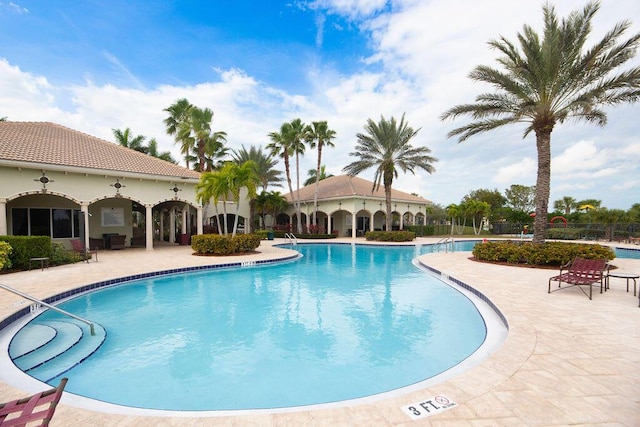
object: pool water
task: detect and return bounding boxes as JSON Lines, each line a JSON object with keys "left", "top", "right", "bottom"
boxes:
{"left": 10, "top": 243, "right": 491, "bottom": 412}
{"left": 615, "top": 247, "right": 640, "bottom": 259}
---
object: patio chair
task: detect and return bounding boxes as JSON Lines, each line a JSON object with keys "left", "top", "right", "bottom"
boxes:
{"left": 69, "top": 239, "right": 98, "bottom": 262}
{"left": 108, "top": 234, "right": 126, "bottom": 250}
{"left": 0, "top": 378, "right": 67, "bottom": 426}
{"left": 548, "top": 257, "right": 608, "bottom": 300}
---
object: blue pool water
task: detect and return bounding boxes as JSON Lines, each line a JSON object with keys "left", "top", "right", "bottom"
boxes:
{"left": 615, "top": 247, "right": 640, "bottom": 259}
{"left": 10, "top": 243, "right": 490, "bottom": 412}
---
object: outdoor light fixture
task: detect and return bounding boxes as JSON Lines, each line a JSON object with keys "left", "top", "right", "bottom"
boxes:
{"left": 170, "top": 185, "right": 182, "bottom": 199}
{"left": 111, "top": 179, "right": 125, "bottom": 196}
{"left": 35, "top": 172, "right": 53, "bottom": 192}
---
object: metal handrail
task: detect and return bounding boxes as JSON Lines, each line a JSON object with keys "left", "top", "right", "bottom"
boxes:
{"left": 0, "top": 282, "right": 96, "bottom": 336}
{"left": 435, "top": 237, "right": 454, "bottom": 252}
{"left": 284, "top": 233, "right": 297, "bottom": 244}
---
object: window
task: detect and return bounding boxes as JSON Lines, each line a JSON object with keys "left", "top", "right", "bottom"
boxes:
{"left": 11, "top": 207, "right": 81, "bottom": 238}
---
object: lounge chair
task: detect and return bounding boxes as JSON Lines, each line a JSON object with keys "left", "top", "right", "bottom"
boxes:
{"left": 0, "top": 378, "right": 67, "bottom": 426}
{"left": 70, "top": 239, "right": 98, "bottom": 262}
{"left": 548, "top": 257, "right": 608, "bottom": 300}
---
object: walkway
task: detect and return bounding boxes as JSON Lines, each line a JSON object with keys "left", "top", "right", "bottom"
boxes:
{"left": 0, "top": 239, "right": 638, "bottom": 426}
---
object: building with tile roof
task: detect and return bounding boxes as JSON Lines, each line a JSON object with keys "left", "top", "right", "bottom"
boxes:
{"left": 280, "top": 175, "right": 433, "bottom": 237}
{"left": 0, "top": 121, "right": 212, "bottom": 250}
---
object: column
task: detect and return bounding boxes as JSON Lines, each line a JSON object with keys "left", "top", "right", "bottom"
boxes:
{"left": 327, "top": 215, "right": 332, "bottom": 235}
{"left": 159, "top": 210, "right": 165, "bottom": 242}
{"left": 351, "top": 211, "right": 357, "bottom": 238}
{"left": 145, "top": 205, "right": 153, "bottom": 251}
{"left": 169, "top": 208, "right": 176, "bottom": 243}
{"left": 0, "top": 199, "right": 7, "bottom": 235}
{"left": 369, "top": 212, "right": 374, "bottom": 231}
{"left": 181, "top": 207, "right": 188, "bottom": 234}
{"left": 80, "top": 203, "right": 89, "bottom": 248}
{"left": 197, "top": 207, "right": 203, "bottom": 235}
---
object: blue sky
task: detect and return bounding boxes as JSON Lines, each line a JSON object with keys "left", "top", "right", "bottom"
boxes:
{"left": 1, "top": 0, "right": 639, "bottom": 210}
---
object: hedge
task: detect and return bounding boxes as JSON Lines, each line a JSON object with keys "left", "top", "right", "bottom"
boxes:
{"left": 365, "top": 230, "right": 415, "bottom": 242}
{"left": 0, "top": 241, "right": 12, "bottom": 270}
{"left": 191, "top": 233, "right": 261, "bottom": 255}
{"left": 472, "top": 240, "right": 615, "bottom": 266}
{"left": 0, "top": 236, "right": 52, "bottom": 270}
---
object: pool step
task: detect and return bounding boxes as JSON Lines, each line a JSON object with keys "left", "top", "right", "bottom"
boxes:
{"left": 10, "top": 319, "right": 107, "bottom": 382}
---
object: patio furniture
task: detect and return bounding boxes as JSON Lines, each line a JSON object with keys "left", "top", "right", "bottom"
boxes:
{"left": 108, "top": 234, "right": 126, "bottom": 250}
{"left": 605, "top": 271, "right": 639, "bottom": 296}
{"left": 0, "top": 378, "right": 67, "bottom": 426}
{"left": 70, "top": 239, "right": 98, "bottom": 262}
{"left": 89, "top": 237, "right": 104, "bottom": 250}
{"left": 548, "top": 257, "right": 608, "bottom": 300}
{"left": 28, "top": 257, "right": 49, "bottom": 271}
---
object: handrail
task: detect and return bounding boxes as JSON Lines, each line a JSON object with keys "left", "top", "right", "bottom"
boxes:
{"left": 0, "top": 282, "right": 96, "bottom": 336}
{"left": 284, "top": 233, "right": 297, "bottom": 244}
{"left": 435, "top": 237, "right": 454, "bottom": 252}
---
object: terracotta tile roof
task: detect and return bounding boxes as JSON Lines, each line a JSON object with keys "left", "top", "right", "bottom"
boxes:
{"left": 284, "top": 174, "right": 432, "bottom": 204}
{"left": 0, "top": 121, "right": 200, "bottom": 180}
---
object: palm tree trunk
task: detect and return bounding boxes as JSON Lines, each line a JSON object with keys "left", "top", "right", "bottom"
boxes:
{"left": 313, "top": 145, "right": 322, "bottom": 227}
{"left": 295, "top": 151, "right": 302, "bottom": 233}
{"left": 384, "top": 170, "right": 393, "bottom": 231}
{"left": 534, "top": 131, "right": 552, "bottom": 244}
{"left": 284, "top": 155, "right": 296, "bottom": 232}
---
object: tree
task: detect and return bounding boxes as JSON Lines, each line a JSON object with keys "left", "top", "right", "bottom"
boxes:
{"left": 268, "top": 119, "right": 306, "bottom": 233}
{"left": 589, "top": 207, "right": 628, "bottom": 240}
{"left": 553, "top": 196, "right": 578, "bottom": 215}
{"left": 505, "top": 184, "right": 536, "bottom": 213}
{"left": 304, "top": 165, "right": 333, "bottom": 187}
{"left": 196, "top": 171, "right": 228, "bottom": 235}
{"left": 219, "top": 161, "right": 259, "bottom": 237}
{"left": 343, "top": 114, "right": 437, "bottom": 232}
{"left": 231, "top": 145, "right": 283, "bottom": 192}
{"left": 446, "top": 203, "right": 462, "bottom": 236}
{"left": 164, "top": 99, "right": 226, "bottom": 171}
{"left": 255, "top": 190, "right": 288, "bottom": 230}
{"left": 461, "top": 199, "right": 491, "bottom": 235}
{"left": 304, "top": 121, "right": 336, "bottom": 226}
{"left": 112, "top": 128, "right": 147, "bottom": 153}
{"left": 442, "top": 2, "right": 640, "bottom": 243}
{"left": 462, "top": 188, "right": 506, "bottom": 222}
{"left": 201, "top": 131, "right": 229, "bottom": 172}
{"left": 147, "top": 138, "right": 177, "bottom": 163}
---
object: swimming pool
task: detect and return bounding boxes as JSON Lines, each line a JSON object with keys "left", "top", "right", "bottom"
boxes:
{"left": 3, "top": 242, "right": 505, "bottom": 414}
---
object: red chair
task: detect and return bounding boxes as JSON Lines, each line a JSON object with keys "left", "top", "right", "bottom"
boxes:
{"left": 548, "top": 257, "right": 608, "bottom": 300}
{"left": 69, "top": 239, "right": 98, "bottom": 262}
{"left": 0, "top": 378, "right": 67, "bottom": 426}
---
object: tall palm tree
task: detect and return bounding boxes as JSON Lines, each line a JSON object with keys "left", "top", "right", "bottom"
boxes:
{"left": 201, "top": 131, "right": 229, "bottom": 172}
{"left": 304, "top": 165, "right": 333, "bottom": 186}
{"left": 268, "top": 119, "right": 306, "bottom": 233}
{"left": 177, "top": 106, "right": 214, "bottom": 172}
{"left": 163, "top": 98, "right": 193, "bottom": 167}
{"left": 304, "top": 121, "right": 336, "bottom": 226}
{"left": 112, "top": 128, "right": 147, "bottom": 153}
{"left": 441, "top": 2, "right": 640, "bottom": 243}
{"left": 231, "top": 145, "right": 283, "bottom": 191}
{"left": 343, "top": 114, "right": 437, "bottom": 232}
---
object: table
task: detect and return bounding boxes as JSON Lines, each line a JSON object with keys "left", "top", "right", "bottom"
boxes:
{"left": 29, "top": 257, "right": 50, "bottom": 271}
{"left": 605, "top": 271, "right": 639, "bottom": 296}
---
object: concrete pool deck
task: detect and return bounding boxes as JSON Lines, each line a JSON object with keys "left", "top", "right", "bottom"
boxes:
{"left": 0, "top": 238, "right": 639, "bottom": 426}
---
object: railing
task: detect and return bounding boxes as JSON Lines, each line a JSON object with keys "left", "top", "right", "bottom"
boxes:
{"left": 0, "top": 283, "right": 96, "bottom": 336}
{"left": 284, "top": 233, "right": 298, "bottom": 244}
{"left": 435, "top": 237, "right": 454, "bottom": 252}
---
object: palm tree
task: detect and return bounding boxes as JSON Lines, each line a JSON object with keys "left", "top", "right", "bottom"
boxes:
{"left": 553, "top": 196, "right": 577, "bottom": 215}
{"left": 267, "top": 119, "right": 306, "bottom": 234}
{"left": 231, "top": 145, "right": 283, "bottom": 191}
{"left": 343, "top": 114, "right": 437, "bottom": 233}
{"left": 163, "top": 98, "right": 193, "bottom": 167}
{"left": 463, "top": 199, "right": 490, "bottom": 235}
{"left": 201, "top": 131, "right": 229, "bottom": 172}
{"left": 147, "top": 138, "right": 177, "bottom": 163}
{"left": 304, "top": 121, "right": 336, "bottom": 226}
{"left": 441, "top": 2, "right": 640, "bottom": 244}
{"left": 112, "top": 128, "right": 147, "bottom": 153}
{"left": 196, "top": 171, "right": 228, "bottom": 235}
{"left": 177, "top": 106, "right": 214, "bottom": 172}
{"left": 255, "top": 190, "right": 288, "bottom": 230}
{"left": 213, "top": 162, "right": 260, "bottom": 237}
{"left": 304, "top": 165, "right": 333, "bottom": 187}
{"left": 446, "top": 203, "right": 462, "bottom": 236}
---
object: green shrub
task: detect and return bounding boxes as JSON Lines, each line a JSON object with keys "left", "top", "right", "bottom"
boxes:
{"left": 255, "top": 230, "right": 269, "bottom": 240}
{"left": 0, "top": 236, "right": 52, "bottom": 270}
{"left": 472, "top": 240, "right": 615, "bottom": 266}
{"left": 404, "top": 225, "right": 435, "bottom": 236}
{"left": 545, "top": 228, "right": 583, "bottom": 240}
{"left": 0, "top": 241, "right": 12, "bottom": 270}
{"left": 365, "top": 230, "right": 415, "bottom": 242}
{"left": 49, "top": 242, "right": 85, "bottom": 265}
{"left": 191, "top": 233, "right": 261, "bottom": 255}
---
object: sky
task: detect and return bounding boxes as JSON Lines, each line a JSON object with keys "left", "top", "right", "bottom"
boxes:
{"left": 0, "top": 0, "right": 639, "bottom": 210}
